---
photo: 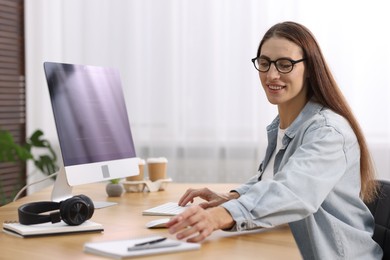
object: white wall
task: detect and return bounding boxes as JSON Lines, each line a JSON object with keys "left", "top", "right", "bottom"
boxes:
{"left": 25, "top": 0, "right": 390, "bottom": 193}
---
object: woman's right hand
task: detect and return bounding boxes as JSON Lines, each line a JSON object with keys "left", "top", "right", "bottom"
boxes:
{"left": 178, "top": 187, "right": 240, "bottom": 209}
{"left": 167, "top": 205, "right": 235, "bottom": 243}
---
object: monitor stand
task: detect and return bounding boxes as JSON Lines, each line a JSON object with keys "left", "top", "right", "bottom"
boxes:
{"left": 51, "top": 166, "right": 117, "bottom": 208}
{"left": 51, "top": 166, "right": 73, "bottom": 202}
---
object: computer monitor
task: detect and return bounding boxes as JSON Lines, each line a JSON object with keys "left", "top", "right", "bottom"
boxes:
{"left": 43, "top": 62, "right": 139, "bottom": 202}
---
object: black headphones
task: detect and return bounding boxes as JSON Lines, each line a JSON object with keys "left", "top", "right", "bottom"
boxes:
{"left": 18, "top": 195, "right": 95, "bottom": 226}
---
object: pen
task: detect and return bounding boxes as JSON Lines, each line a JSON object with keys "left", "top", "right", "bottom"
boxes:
{"left": 134, "top": 237, "right": 167, "bottom": 247}
{"left": 128, "top": 237, "right": 181, "bottom": 251}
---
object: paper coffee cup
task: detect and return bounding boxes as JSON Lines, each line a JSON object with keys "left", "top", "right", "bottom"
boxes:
{"left": 126, "top": 158, "right": 145, "bottom": 182}
{"left": 147, "top": 157, "right": 168, "bottom": 182}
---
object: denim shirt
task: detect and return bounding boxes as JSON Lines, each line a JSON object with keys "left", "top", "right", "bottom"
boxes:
{"left": 222, "top": 100, "right": 383, "bottom": 259}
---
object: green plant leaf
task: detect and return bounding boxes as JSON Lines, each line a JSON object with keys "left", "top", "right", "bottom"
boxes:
{"left": 28, "top": 130, "right": 47, "bottom": 148}
{"left": 0, "top": 130, "right": 26, "bottom": 162}
{"left": 25, "top": 129, "right": 59, "bottom": 175}
{"left": 34, "top": 155, "right": 58, "bottom": 175}
{"left": 110, "top": 178, "right": 121, "bottom": 184}
{"left": 0, "top": 129, "right": 58, "bottom": 175}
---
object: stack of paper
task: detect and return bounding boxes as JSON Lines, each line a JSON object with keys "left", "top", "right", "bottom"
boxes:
{"left": 84, "top": 235, "right": 200, "bottom": 259}
{"left": 2, "top": 220, "right": 103, "bottom": 238}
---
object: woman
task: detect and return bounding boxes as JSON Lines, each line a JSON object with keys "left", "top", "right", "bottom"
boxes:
{"left": 166, "top": 21, "right": 382, "bottom": 259}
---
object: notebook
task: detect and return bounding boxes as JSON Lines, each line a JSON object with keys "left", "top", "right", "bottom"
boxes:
{"left": 2, "top": 220, "right": 103, "bottom": 238}
{"left": 84, "top": 235, "right": 200, "bottom": 259}
{"left": 142, "top": 202, "right": 190, "bottom": 216}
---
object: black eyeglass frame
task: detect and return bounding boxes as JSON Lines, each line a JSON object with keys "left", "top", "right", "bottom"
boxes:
{"left": 251, "top": 57, "right": 306, "bottom": 74}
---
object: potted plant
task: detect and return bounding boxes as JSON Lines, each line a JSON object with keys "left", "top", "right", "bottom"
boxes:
{"left": 0, "top": 129, "right": 58, "bottom": 204}
{"left": 105, "top": 178, "right": 124, "bottom": 197}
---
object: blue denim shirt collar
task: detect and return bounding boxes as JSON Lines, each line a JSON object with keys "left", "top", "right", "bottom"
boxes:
{"left": 261, "top": 100, "right": 324, "bottom": 173}
{"left": 286, "top": 100, "right": 323, "bottom": 138}
{"left": 266, "top": 99, "right": 324, "bottom": 139}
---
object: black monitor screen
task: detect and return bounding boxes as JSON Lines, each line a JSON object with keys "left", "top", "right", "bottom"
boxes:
{"left": 44, "top": 62, "right": 136, "bottom": 166}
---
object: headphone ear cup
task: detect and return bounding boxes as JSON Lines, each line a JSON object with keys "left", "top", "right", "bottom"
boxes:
{"left": 75, "top": 194, "right": 95, "bottom": 220}
{"left": 60, "top": 197, "right": 89, "bottom": 226}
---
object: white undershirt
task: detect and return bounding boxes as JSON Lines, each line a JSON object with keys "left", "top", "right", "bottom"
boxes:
{"left": 261, "top": 127, "right": 286, "bottom": 180}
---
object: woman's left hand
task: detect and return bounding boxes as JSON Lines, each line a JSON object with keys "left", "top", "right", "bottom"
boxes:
{"left": 166, "top": 205, "right": 234, "bottom": 243}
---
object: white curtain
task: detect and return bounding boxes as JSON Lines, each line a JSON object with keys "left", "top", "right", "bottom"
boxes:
{"left": 25, "top": 0, "right": 390, "bottom": 192}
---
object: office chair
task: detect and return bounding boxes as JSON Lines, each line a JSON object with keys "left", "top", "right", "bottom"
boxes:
{"left": 365, "top": 179, "right": 390, "bottom": 260}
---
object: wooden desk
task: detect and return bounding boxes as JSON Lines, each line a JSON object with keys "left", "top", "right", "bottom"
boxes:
{"left": 0, "top": 183, "right": 301, "bottom": 259}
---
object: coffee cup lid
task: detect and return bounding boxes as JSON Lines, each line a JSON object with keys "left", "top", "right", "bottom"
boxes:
{"left": 147, "top": 157, "right": 168, "bottom": 163}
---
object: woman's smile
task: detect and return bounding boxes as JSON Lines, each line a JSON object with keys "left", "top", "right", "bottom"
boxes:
{"left": 267, "top": 84, "right": 286, "bottom": 91}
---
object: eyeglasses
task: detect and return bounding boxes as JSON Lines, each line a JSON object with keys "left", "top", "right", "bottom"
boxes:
{"left": 251, "top": 57, "right": 306, "bottom": 74}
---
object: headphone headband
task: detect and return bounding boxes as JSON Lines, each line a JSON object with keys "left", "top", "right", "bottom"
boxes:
{"left": 19, "top": 201, "right": 61, "bottom": 225}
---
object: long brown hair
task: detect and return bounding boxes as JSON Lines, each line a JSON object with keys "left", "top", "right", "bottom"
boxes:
{"left": 257, "top": 21, "right": 377, "bottom": 202}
